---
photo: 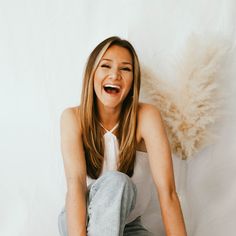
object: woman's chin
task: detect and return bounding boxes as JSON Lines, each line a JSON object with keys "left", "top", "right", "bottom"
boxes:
{"left": 95, "top": 93, "right": 127, "bottom": 110}
{"left": 102, "top": 102, "right": 121, "bottom": 110}
{"left": 96, "top": 98, "right": 122, "bottom": 109}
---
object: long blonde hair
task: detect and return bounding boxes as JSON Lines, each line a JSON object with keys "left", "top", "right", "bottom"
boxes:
{"left": 80, "top": 36, "right": 141, "bottom": 179}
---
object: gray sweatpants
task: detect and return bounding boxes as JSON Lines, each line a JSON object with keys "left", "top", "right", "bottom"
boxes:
{"left": 58, "top": 170, "right": 153, "bottom": 236}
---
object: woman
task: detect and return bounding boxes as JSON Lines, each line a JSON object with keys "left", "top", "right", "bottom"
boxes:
{"left": 58, "top": 36, "right": 187, "bottom": 236}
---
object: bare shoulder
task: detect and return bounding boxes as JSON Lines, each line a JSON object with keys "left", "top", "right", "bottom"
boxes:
{"left": 60, "top": 105, "right": 82, "bottom": 135}
{"left": 137, "top": 102, "right": 163, "bottom": 140}
{"left": 138, "top": 102, "right": 160, "bottom": 114}
{"left": 138, "top": 102, "right": 162, "bottom": 124}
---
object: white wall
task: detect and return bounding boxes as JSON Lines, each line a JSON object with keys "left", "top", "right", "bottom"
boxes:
{"left": 0, "top": 0, "right": 235, "bottom": 235}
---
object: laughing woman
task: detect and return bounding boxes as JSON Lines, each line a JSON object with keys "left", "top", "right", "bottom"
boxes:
{"left": 58, "top": 36, "right": 187, "bottom": 236}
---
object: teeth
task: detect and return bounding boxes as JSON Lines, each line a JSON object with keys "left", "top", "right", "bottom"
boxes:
{"left": 104, "top": 84, "right": 121, "bottom": 89}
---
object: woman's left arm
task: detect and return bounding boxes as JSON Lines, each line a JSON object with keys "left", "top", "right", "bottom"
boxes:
{"left": 140, "top": 104, "right": 187, "bottom": 236}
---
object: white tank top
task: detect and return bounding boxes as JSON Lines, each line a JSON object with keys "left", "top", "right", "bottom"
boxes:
{"left": 86, "top": 123, "right": 154, "bottom": 224}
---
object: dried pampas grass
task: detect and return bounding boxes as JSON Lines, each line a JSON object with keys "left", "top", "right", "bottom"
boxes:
{"left": 140, "top": 34, "right": 228, "bottom": 159}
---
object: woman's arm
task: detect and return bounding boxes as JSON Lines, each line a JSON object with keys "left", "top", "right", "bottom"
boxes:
{"left": 139, "top": 104, "right": 187, "bottom": 236}
{"left": 60, "top": 107, "right": 87, "bottom": 236}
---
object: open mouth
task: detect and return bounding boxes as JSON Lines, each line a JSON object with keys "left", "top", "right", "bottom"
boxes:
{"left": 103, "top": 84, "right": 121, "bottom": 94}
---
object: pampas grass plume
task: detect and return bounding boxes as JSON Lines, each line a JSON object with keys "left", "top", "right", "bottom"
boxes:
{"left": 140, "top": 34, "right": 228, "bottom": 159}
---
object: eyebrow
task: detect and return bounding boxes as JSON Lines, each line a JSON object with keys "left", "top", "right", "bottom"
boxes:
{"left": 101, "top": 58, "right": 132, "bottom": 65}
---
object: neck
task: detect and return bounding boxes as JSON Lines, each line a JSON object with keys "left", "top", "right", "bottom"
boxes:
{"left": 96, "top": 103, "right": 121, "bottom": 130}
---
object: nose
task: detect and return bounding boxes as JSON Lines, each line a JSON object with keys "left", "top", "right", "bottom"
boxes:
{"left": 109, "top": 68, "right": 121, "bottom": 80}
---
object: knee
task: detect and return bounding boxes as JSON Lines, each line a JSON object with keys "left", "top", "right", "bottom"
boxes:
{"left": 89, "top": 171, "right": 137, "bottom": 211}
{"left": 101, "top": 171, "right": 137, "bottom": 208}
{"left": 103, "top": 170, "right": 132, "bottom": 185}
{"left": 90, "top": 171, "right": 137, "bottom": 197}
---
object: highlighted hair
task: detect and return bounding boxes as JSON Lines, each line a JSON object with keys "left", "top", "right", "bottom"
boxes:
{"left": 80, "top": 36, "right": 141, "bottom": 179}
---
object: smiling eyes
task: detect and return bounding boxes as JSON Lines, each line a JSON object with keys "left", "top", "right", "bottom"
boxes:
{"left": 101, "top": 64, "right": 132, "bottom": 72}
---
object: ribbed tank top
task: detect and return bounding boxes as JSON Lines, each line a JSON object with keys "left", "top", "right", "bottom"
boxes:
{"left": 86, "top": 123, "right": 154, "bottom": 224}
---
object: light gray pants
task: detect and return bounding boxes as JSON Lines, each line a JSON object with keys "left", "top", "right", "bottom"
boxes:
{"left": 58, "top": 170, "right": 153, "bottom": 236}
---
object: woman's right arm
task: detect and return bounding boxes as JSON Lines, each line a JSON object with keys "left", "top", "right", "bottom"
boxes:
{"left": 60, "top": 107, "right": 87, "bottom": 236}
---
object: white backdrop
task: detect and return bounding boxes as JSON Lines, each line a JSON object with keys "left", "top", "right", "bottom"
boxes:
{"left": 0, "top": 0, "right": 236, "bottom": 235}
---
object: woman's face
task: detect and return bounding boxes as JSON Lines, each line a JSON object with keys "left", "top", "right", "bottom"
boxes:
{"left": 93, "top": 45, "right": 133, "bottom": 110}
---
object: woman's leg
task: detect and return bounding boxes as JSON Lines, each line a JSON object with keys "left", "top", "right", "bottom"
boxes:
{"left": 58, "top": 170, "right": 137, "bottom": 236}
{"left": 124, "top": 216, "right": 154, "bottom": 236}
{"left": 86, "top": 170, "right": 137, "bottom": 236}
